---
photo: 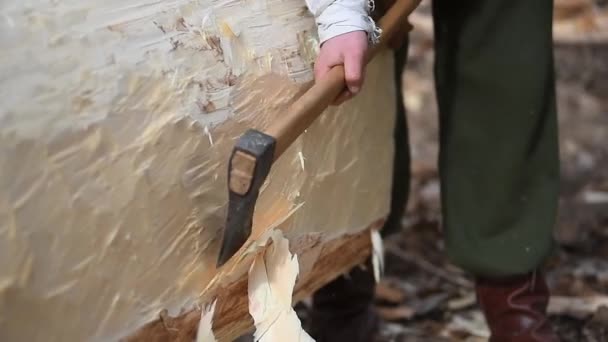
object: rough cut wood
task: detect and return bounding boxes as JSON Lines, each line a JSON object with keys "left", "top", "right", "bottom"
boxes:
{"left": 0, "top": 0, "right": 396, "bottom": 340}
{"left": 125, "top": 222, "right": 381, "bottom": 341}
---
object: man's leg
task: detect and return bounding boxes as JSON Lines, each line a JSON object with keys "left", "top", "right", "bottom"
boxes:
{"left": 432, "top": 0, "right": 559, "bottom": 341}
{"left": 381, "top": 43, "right": 412, "bottom": 239}
{"left": 309, "top": 42, "right": 411, "bottom": 342}
{"left": 309, "top": 260, "right": 378, "bottom": 342}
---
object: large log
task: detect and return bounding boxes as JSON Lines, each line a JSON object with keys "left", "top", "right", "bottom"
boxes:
{"left": 0, "top": 0, "right": 396, "bottom": 341}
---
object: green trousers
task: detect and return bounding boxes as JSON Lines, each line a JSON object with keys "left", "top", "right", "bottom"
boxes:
{"left": 383, "top": 0, "right": 559, "bottom": 277}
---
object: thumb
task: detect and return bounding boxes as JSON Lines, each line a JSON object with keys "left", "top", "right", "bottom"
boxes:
{"left": 343, "top": 52, "right": 365, "bottom": 95}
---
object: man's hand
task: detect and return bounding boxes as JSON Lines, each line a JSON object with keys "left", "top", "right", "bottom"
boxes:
{"left": 314, "top": 31, "right": 368, "bottom": 105}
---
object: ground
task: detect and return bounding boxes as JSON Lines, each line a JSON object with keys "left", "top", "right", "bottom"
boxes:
{"left": 296, "top": 2, "right": 608, "bottom": 341}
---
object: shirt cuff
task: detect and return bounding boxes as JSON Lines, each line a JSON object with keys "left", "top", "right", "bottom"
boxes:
{"left": 315, "top": 1, "right": 381, "bottom": 45}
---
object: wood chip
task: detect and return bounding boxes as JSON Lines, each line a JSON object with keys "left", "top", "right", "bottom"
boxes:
{"left": 582, "top": 190, "right": 608, "bottom": 204}
{"left": 445, "top": 311, "right": 490, "bottom": 339}
{"left": 376, "top": 305, "right": 416, "bottom": 321}
{"left": 548, "top": 295, "right": 608, "bottom": 319}
{"left": 447, "top": 293, "right": 477, "bottom": 311}
{"left": 554, "top": 0, "right": 593, "bottom": 20}
{"left": 375, "top": 281, "right": 407, "bottom": 304}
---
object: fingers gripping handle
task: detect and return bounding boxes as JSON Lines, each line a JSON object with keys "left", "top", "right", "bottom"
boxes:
{"left": 267, "top": 0, "right": 422, "bottom": 160}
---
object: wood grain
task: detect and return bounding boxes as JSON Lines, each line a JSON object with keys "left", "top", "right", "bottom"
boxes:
{"left": 124, "top": 219, "right": 385, "bottom": 342}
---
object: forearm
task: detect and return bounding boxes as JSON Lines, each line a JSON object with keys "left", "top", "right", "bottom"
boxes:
{"left": 305, "top": 0, "right": 381, "bottom": 44}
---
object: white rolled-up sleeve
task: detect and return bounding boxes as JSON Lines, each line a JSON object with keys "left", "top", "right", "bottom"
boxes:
{"left": 305, "top": 0, "right": 381, "bottom": 44}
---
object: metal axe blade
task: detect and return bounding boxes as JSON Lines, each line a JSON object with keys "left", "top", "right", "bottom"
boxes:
{"left": 216, "top": 129, "right": 275, "bottom": 267}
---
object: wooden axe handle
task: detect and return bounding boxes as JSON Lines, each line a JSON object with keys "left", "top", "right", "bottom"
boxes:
{"left": 266, "top": 0, "right": 422, "bottom": 159}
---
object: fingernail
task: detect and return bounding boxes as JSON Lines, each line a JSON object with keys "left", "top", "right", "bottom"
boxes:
{"left": 351, "top": 86, "right": 360, "bottom": 94}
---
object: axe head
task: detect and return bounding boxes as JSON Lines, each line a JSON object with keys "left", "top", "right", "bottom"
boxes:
{"left": 216, "top": 129, "right": 276, "bottom": 267}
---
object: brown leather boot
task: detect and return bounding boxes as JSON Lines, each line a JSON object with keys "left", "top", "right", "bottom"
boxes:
{"left": 309, "top": 262, "right": 378, "bottom": 342}
{"left": 476, "top": 271, "right": 559, "bottom": 342}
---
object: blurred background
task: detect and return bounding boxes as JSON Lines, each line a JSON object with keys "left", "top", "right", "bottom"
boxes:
{"left": 298, "top": 1, "right": 608, "bottom": 340}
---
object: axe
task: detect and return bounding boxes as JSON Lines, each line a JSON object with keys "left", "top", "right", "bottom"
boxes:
{"left": 217, "top": 0, "right": 421, "bottom": 267}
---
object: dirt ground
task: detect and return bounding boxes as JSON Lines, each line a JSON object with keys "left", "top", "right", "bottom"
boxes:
{"left": 295, "top": 3, "right": 608, "bottom": 341}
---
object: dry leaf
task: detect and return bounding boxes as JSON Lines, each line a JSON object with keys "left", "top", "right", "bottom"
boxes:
{"left": 375, "top": 281, "right": 407, "bottom": 304}
{"left": 376, "top": 305, "right": 415, "bottom": 321}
